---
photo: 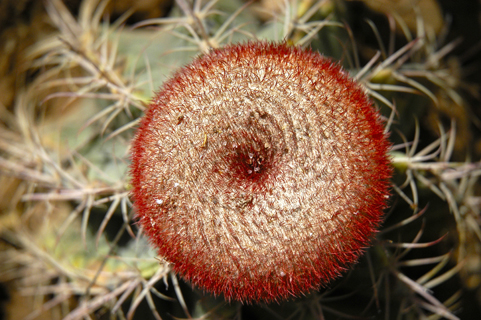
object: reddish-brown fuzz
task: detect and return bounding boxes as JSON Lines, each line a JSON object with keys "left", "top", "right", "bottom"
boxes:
{"left": 131, "top": 41, "right": 392, "bottom": 302}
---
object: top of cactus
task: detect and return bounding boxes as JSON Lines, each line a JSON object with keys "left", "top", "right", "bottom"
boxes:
{"left": 130, "top": 41, "right": 392, "bottom": 302}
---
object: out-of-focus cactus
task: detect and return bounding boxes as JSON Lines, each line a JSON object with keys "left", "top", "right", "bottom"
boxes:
{"left": 0, "top": 0, "right": 480, "bottom": 319}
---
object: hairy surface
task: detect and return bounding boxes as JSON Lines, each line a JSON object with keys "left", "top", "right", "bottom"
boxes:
{"left": 131, "top": 42, "right": 392, "bottom": 302}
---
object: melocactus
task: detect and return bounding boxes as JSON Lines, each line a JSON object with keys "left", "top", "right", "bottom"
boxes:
{"left": 131, "top": 41, "right": 392, "bottom": 302}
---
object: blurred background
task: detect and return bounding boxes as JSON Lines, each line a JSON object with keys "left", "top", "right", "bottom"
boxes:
{"left": 1, "top": 0, "right": 481, "bottom": 319}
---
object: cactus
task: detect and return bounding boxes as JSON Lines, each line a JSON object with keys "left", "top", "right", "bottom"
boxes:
{"left": 0, "top": 0, "right": 479, "bottom": 319}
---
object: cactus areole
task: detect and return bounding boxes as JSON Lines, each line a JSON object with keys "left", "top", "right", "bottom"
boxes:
{"left": 131, "top": 41, "right": 392, "bottom": 302}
